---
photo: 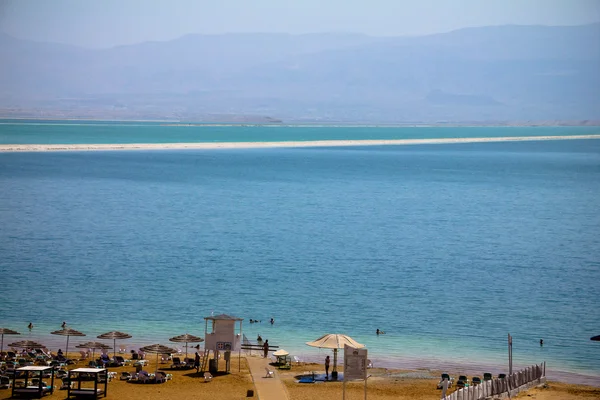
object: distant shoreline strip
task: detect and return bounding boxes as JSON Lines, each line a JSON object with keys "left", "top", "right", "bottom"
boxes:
{"left": 1, "top": 135, "right": 599, "bottom": 152}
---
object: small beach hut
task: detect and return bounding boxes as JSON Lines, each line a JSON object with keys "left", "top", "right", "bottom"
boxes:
{"left": 0, "top": 328, "right": 20, "bottom": 356}
{"left": 306, "top": 334, "right": 364, "bottom": 379}
{"left": 97, "top": 331, "right": 132, "bottom": 358}
{"left": 51, "top": 327, "right": 86, "bottom": 360}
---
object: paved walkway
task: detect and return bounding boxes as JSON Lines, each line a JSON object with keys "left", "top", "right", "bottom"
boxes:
{"left": 246, "top": 355, "right": 290, "bottom": 400}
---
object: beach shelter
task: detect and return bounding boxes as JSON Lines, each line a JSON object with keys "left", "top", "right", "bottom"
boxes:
{"left": 0, "top": 328, "right": 20, "bottom": 356}
{"left": 97, "top": 331, "right": 132, "bottom": 358}
{"left": 169, "top": 333, "right": 203, "bottom": 360}
{"left": 306, "top": 334, "right": 364, "bottom": 377}
{"left": 272, "top": 348, "right": 290, "bottom": 366}
{"left": 75, "top": 341, "right": 111, "bottom": 359}
{"left": 139, "top": 344, "right": 177, "bottom": 373}
{"left": 51, "top": 328, "right": 85, "bottom": 360}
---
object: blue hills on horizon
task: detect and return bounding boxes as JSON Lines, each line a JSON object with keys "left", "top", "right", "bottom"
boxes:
{"left": 0, "top": 23, "right": 599, "bottom": 123}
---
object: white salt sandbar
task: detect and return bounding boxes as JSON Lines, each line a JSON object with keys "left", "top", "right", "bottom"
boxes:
{"left": 1, "top": 134, "right": 599, "bottom": 152}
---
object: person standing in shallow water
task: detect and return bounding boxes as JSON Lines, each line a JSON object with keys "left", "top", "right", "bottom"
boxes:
{"left": 325, "top": 355, "right": 330, "bottom": 378}
{"left": 263, "top": 340, "right": 269, "bottom": 358}
{"left": 28, "top": 322, "right": 33, "bottom": 331}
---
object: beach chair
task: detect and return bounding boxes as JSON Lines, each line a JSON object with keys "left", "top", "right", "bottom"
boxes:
{"left": 204, "top": 372, "right": 213, "bottom": 382}
{"left": 458, "top": 375, "right": 469, "bottom": 386}
{"left": 113, "top": 356, "right": 126, "bottom": 366}
{"left": 120, "top": 372, "right": 132, "bottom": 381}
{"left": 264, "top": 368, "right": 274, "bottom": 378}
{"left": 0, "top": 375, "right": 11, "bottom": 389}
{"left": 155, "top": 371, "right": 168, "bottom": 383}
{"left": 293, "top": 356, "right": 303, "bottom": 365}
{"left": 367, "top": 359, "right": 373, "bottom": 368}
{"left": 118, "top": 346, "right": 126, "bottom": 354}
{"left": 138, "top": 370, "right": 151, "bottom": 383}
{"left": 437, "top": 373, "right": 453, "bottom": 389}
{"left": 160, "top": 354, "right": 171, "bottom": 363}
{"left": 171, "top": 357, "right": 185, "bottom": 369}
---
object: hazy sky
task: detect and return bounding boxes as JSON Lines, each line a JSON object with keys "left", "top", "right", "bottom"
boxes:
{"left": 1, "top": 0, "right": 599, "bottom": 48}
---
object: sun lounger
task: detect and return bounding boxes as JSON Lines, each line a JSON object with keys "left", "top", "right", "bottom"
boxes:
{"left": 204, "top": 372, "right": 213, "bottom": 382}
{"left": 264, "top": 368, "right": 274, "bottom": 378}
{"left": 170, "top": 357, "right": 185, "bottom": 369}
{"left": 437, "top": 373, "right": 453, "bottom": 389}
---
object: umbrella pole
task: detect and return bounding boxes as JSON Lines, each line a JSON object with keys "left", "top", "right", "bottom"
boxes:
{"left": 66, "top": 335, "right": 70, "bottom": 361}
{"left": 113, "top": 339, "right": 116, "bottom": 359}
{"left": 1, "top": 334, "right": 3, "bottom": 355}
{"left": 333, "top": 348, "right": 338, "bottom": 373}
{"left": 156, "top": 352, "right": 159, "bottom": 374}
{"left": 185, "top": 342, "right": 188, "bottom": 360}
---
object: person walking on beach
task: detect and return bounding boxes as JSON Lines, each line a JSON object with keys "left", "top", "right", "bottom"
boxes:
{"left": 194, "top": 351, "right": 200, "bottom": 372}
{"left": 263, "top": 340, "right": 269, "bottom": 358}
{"left": 325, "top": 355, "right": 330, "bottom": 378}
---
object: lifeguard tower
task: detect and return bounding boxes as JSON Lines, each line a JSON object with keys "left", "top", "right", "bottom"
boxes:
{"left": 201, "top": 314, "right": 243, "bottom": 374}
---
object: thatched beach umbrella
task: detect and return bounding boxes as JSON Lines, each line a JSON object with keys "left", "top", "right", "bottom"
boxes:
{"left": 51, "top": 327, "right": 86, "bottom": 360}
{"left": 97, "top": 331, "right": 132, "bottom": 358}
{"left": 306, "top": 333, "right": 365, "bottom": 377}
{"left": 169, "top": 333, "right": 203, "bottom": 360}
{"left": 0, "top": 328, "right": 20, "bottom": 356}
{"left": 76, "top": 341, "right": 111, "bottom": 359}
{"left": 8, "top": 340, "right": 45, "bottom": 349}
{"left": 139, "top": 344, "right": 177, "bottom": 373}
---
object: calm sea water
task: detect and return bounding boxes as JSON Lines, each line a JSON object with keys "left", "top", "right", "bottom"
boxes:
{"left": 0, "top": 120, "right": 599, "bottom": 144}
{"left": 0, "top": 124, "right": 599, "bottom": 384}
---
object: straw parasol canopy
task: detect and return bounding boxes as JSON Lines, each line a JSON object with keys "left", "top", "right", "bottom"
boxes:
{"left": 97, "top": 331, "right": 132, "bottom": 358}
{"left": 169, "top": 333, "right": 203, "bottom": 360}
{"left": 51, "top": 327, "right": 86, "bottom": 360}
{"left": 139, "top": 344, "right": 177, "bottom": 373}
{"left": 0, "top": 328, "right": 20, "bottom": 356}
{"left": 76, "top": 341, "right": 111, "bottom": 359}
{"left": 306, "top": 333, "right": 365, "bottom": 376}
{"left": 8, "top": 340, "right": 45, "bottom": 349}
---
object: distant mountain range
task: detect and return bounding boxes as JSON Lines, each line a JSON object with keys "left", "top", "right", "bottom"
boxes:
{"left": 0, "top": 24, "right": 599, "bottom": 122}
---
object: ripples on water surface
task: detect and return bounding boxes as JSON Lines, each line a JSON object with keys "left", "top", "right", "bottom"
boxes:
{"left": 0, "top": 136, "right": 599, "bottom": 383}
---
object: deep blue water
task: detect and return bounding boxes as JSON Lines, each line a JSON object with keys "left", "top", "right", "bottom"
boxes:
{"left": 0, "top": 137, "right": 599, "bottom": 384}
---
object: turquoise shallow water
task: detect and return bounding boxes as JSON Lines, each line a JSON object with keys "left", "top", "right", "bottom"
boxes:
{"left": 0, "top": 120, "right": 599, "bottom": 144}
{"left": 0, "top": 124, "right": 599, "bottom": 385}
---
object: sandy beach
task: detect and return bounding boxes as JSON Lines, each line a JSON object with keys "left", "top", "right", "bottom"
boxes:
{"left": 1, "top": 352, "right": 598, "bottom": 400}
{"left": 0, "top": 134, "right": 599, "bottom": 152}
